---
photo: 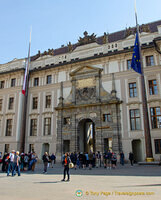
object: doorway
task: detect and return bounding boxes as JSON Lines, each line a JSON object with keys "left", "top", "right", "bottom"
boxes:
{"left": 132, "top": 139, "right": 142, "bottom": 162}
{"left": 78, "top": 119, "right": 95, "bottom": 153}
{"left": 42, "top": 143, "right": 50, "bottom": 155}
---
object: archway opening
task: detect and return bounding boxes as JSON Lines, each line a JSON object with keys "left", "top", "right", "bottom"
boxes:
{"left": 77, "top": 118, "right": 95, "bottom": 153}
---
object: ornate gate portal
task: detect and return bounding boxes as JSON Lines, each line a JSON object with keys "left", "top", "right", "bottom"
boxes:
{"left": 55, "top": 65, "right": 122, "bottom": 160}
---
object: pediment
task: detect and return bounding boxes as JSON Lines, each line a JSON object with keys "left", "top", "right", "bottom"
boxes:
{"left": 70, "top": 65, "right": 103, "bottom": 76}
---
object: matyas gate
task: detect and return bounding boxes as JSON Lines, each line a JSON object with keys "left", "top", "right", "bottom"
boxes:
{"left": 55, "top": 65, "right": 122, "bottom": 159}
{"left": 0, "top": 20, "right": 161, "bottom": 162}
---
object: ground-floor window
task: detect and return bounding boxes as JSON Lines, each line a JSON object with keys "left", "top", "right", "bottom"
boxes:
{"left": 154, "top": 139, "right": 161, "bottom": 154}
{"left": 29, "top": 144, "right": 35, "bottom": 153}
{"left": 4, "top": 144, "right": 9, "bottom": 153}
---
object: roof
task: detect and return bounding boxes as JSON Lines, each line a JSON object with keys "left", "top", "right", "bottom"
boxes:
{"left": 30, "top": 20, "right": 161, "bottom": 61}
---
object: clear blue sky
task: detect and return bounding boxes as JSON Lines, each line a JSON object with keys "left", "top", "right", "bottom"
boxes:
{"left": 0, "top": 0, "right": 160, "bottom": 64}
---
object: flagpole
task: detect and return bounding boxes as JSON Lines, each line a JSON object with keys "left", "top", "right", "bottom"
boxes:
{"left": 20, "top": 28, "right": 32, "bottom": 153}
{"left": 134, "top": 1, "right": 153, "bottom": 161}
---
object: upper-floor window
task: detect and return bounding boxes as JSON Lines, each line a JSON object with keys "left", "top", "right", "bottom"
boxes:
{"left": 30, "top": 119, "right": 37, "bottom": 136}
{"left": 129, "top": 109, "right": 141, "bottom": 130}
{"left": 150, "top": 107, "right": 161, "bottom": 129}
{"left": 146, "top": 55, "right": 154, "bottom": 66}
{"left": 0, "top": 99, "right": 2, "bottom": 111}
{"left": 11, "top": 78, "right": 16, "bottom": 87}
{"left": 0, "top": 81, "right": 5, "bottom": 89}
{"left": 44, "top": 118, "right": 51, "bottom": 135}
{"left": 8, "top": 97, "right": 14, "bottom": 110}
{"left": 46, "top": 95, "right": 51, "bottom": 108}
{"left": 32, "top": 97, "right": 38, "bottom": 109}
{"left": 46, "top": 75, "right": 52, "bottom": 84}
{"left": 103, "top": 114, "right": 111, "bottom": 122}
{"left": 6, "top": 119, "right": 12, "bottom": 136}
{"left": 34, "top": 77, "right": 39, "bottom": 86}
{"left": 149, "top": 80, "right": 158, "bottom": 95}
{"left": 154, "top": 139, "right": 161, "bottom": 154}
{"left": 129, "top": 82, "right": 137, "bottom": 98}
{"left": 127, "top": 59, "right": 132, "bottom": 70}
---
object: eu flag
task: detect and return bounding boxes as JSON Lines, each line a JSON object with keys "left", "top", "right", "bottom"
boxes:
{"left": 131, "top": 32, "right": 142, "bottom": 74}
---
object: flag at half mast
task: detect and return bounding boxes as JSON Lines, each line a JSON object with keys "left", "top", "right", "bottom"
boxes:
{"left": 22, "top": 30, "right": 31, "bottom": 96}
{"left": 131, "top": 31, "right": 142, "bottom": 74}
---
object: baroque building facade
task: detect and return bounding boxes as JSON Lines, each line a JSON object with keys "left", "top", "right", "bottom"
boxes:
{"left": 0, "top": 20, "right": 161, "bottom": 161}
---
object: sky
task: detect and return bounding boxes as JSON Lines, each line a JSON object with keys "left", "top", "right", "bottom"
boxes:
{"left": 0, "top": 0, "right": 161, "bottom": 64}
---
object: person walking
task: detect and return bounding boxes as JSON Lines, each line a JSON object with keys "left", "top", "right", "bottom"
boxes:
{"left": 15, "top": 151, "right": 21, "bottom": 176}
{"left": 61, "top": 153, "right": 71, "bottom": 181}
{"left": 50, "top": 153, "right": 56, "bottom": 168}
{"left": 129, "top": 152, "right": 134, "bottom": 166}
{"left": 120, "top": 151, "right": 125, "bottom": 166}
{"left": 42, "top": 152, "right": 49, "bottom": 173}
{"left": 7, "top": 150, "right": 16, "bottom": 176}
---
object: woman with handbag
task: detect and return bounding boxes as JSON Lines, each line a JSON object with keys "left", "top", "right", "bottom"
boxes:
{"left": 61, "top": 152, "right": 71, "bottom": 182}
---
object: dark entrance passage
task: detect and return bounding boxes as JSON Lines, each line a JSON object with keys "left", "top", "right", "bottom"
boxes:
{"left": 132, "top": 139, "right": 142, "bottom": 162}
{"left": 63, "top": 140, "right": 70, "bottom": 153}
{"left": 77, "top": 119, "right": 95, "bottom": 153}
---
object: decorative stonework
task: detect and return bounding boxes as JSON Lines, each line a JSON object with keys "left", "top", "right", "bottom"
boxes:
{"left": 76, "top": 87, "right": 96, "bottom": 101}
{"left": 55, "top": 65, "right": 122, "bottom": 158}
{"left": 78, "top": 31, "right": 96, "bottom": 46}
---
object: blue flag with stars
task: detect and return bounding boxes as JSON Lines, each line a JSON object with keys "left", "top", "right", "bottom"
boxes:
{"left": 131, "top": 32, "right": 142, "bottom": 74}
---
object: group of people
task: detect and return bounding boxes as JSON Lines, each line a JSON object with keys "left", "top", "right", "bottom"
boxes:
{"left": 1, "top": 151, "right": 38, "bottom": 174}
{"left": 1, "top": 150, "right": 134, "bottom": 180}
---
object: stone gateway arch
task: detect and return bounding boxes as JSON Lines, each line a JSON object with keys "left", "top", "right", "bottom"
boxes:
{"left": 55, "top": 65, "right": 122, "bottom": 160}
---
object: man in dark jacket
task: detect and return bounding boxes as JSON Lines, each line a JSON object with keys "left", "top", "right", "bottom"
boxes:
{"left": 129, "top": 152, "right": 134, "bottom": 166}
{"left": 42, "top": 152, "right": 49, "bottom": 173}
{"left": 61, "top": 153, "right": 71, "bottom": 181}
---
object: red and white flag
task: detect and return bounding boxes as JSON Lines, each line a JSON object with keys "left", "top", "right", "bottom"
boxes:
{"left": 22, "top": 29, "right": 32, "bottom": 96}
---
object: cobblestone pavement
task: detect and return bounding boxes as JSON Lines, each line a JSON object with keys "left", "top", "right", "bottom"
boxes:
{"left": 0, "top": 163, "right": 161, "bottom": 200}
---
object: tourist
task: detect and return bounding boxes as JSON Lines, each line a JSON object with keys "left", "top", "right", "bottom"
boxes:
{"left": 120, "top": 151, "right": 125, "bottom": 166}
{"left": 50, "top": 153, "right": 56, "bottom": 168}
{"left": 111, "top": 152, "right": 117, "bottom": 169}
{"left": 129, "top": 152, "right": 134, "bottom": 166}
{"left": 107, "top": 150, "right": 112, "bottom": 169}
{"left": 42, "top": 152, "right": 49, "bottom": 173}
{"left": 88, "top": 151, "right": 93, "bottom": 170}
{"left": 15, "top": 151, "right": 21, "bottom": 176}
{"left": 61, "top": 152, "right": 71, "bottom": 181}
{"left": 7, "top": 150, "right": 16, "bottom": 176}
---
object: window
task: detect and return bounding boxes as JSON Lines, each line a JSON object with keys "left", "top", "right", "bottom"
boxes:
{"left": 32, "top": 97, "right": 38, "bottom": 109}
{"left": 154, "top": 139, "right": 161, "bottom": 154}
{"left": 29, "top": 144, "right": 34, "bottom": 153}
{"left": 0, "top": 99, "right": 2, "bottom": 111}
{"left": 6, "top": 119, "right": 12, "bottom": 136}
{"left": 46, "top": 95, "right": 51, "bottom": 108}
{"left": 146, "top": 55, "right": 154, "bottom": 66}
{"left": 127, "top": 59, "right": 132, "bottom": 70}
{"left": 129, "top": 109, "right": 141, "bottom": 130}
{"left": 0, "top": 81, "right": 5, "bottom": 89}
{"left": 8, "top": 97, "right": 14, "bottom": 110}
{"left": 30, "top": 119, "right": 37, "bottom": 136}
{"left": 4, "top": 144, "right": 10, "bottom": 153}
{"left": 103, "top": 114, "right": 111, "bottom": 122}
{"left": 34, "top": 77, "right": 39, "bottom": 86}
{"left": 11, "top": 78, "right": 16, "bottom": 87}
{"left": 46, "top": 75, "right": 52, "bottom": 84}
{"left": 129, "top": 82, "right": 137, "bottom": 98}
{"left": 150, "top": 107, "right": 161, "bottom": 129}
{"left": 44, "top": 118, "right": 51, "bottom": 135}
{"left": 64, "top": 117, "right": 71, "bottom": 125}
{"left": 149, "top": 80, "right": 158, "bottom": 95}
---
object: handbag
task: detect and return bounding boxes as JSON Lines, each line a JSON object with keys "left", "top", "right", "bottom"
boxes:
{"left": 69, "top": 162, "right": 74, "bottom": 168}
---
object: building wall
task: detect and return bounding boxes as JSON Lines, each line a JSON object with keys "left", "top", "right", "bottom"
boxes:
{"left": 0, "top": 21, "right": 161, "bottom": 161}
